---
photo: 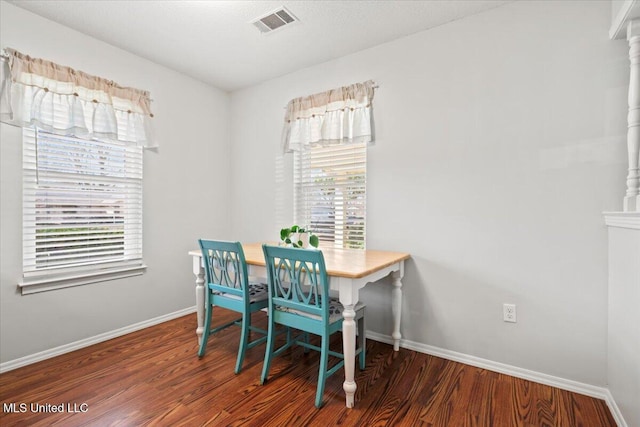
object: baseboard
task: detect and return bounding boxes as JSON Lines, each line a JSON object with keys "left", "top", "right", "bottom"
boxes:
{"left": 366, "top": 331, "right": 626, "bottom": 426}
{"left": 0, "top": 306, "right": 197, "bottom": 374}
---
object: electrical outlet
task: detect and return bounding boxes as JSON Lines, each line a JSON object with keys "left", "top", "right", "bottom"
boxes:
{"left": 503, "top": 303, "right": 517, "bottom": 323}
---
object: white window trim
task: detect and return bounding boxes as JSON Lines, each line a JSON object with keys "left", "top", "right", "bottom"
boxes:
{"left": 18, "top": 264, "right": 147, "bottom": 295}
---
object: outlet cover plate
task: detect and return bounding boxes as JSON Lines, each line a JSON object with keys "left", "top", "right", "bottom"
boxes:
{"left": 503, "top": 303, "right": 517, "bottom": 323}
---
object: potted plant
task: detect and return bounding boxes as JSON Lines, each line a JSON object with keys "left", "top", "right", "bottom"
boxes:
{"left": 280, "top": 225, "right": 319, "bottom": 248}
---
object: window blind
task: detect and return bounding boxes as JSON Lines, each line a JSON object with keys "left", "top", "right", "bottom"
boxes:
{"left": 293, "top": 142, "right": 366, "bottom": 249}
{"left": 23, "top": 128, "right": 143, "bottom": 277}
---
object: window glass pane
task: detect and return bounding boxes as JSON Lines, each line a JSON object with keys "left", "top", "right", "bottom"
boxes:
{"left": 23, "top": 128, "right": 143, "bottom": 275}
{"left": 294, "top": 143, "right": 366, "bottom": 249}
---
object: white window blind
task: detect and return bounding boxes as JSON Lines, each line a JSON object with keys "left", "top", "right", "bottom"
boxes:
{"left": 22, "top": 128, "right": 143, "bottom": 284}
{"left": 294, "top": 142, "right": 366, "bottom": 249}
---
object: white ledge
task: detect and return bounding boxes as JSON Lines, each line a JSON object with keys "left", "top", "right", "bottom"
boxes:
{"left": 18, "top": 264, "right": 147, "bottom": 295}
{"left": 603, "top": 211, "right": 640, "bottom": 229}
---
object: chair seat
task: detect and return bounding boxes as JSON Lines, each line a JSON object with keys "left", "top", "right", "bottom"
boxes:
{"left": 247, "top": 282, "right": 269, "bottom": 303}
{"left": 277, "top": 297, "right": 365, "bottom": 323}
{"left": 213, "top": 281, "right": 269, "bottom": 303}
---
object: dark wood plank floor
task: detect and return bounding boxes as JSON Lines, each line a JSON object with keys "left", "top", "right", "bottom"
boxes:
{"left": 0, "top": 310, "right": 616, "bottom": 426}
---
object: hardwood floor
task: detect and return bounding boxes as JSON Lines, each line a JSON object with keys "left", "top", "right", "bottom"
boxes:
{"left": 0, "top": 310, "right": 616, "bottom": 426}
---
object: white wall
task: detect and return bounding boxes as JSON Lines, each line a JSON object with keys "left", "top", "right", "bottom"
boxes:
{"left": 0, "top": 2, "right": 231, "bottom": 363}
{"left": 229, "top": 0, "right": 628, "bottom": 387}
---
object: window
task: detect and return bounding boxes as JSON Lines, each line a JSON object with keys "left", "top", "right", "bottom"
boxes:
{"left": 294, "top": 142, "right": 366, "bottom": 249}
{"left": 1, "top": 48, "right": 152, "bottom": 294}
{"left": 21, "top": 128, "right": 144, "bottom": 293}
{"left": 282, "top": 80, "right": 375, "bottom": 250}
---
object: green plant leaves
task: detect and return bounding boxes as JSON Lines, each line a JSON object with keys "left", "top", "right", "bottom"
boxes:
{"left": 280, "top": 228, "right": 291, "bottom": 241}
{"left": 280, "top": 225, "right": 319, "bottom": 248}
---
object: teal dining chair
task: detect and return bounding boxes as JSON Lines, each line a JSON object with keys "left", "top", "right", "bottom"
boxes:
{"left": 198, "top": 239, "right": 269, "bottom": 374}
{"left": 260, "top": 244, "right": 366, "bottom": 408}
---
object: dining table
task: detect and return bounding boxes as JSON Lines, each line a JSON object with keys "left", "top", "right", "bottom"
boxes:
{"left": 189, "top": 242, "right": 410, "bottom": 408}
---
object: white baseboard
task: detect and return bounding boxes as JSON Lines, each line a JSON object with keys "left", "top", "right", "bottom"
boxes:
{"left": 366, "top": 331, "right": 627, "bottom": 427}
{"left": 0, "top": 306, "right": 196, "bottom": 374}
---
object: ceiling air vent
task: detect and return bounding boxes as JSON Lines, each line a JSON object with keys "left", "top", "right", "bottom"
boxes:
{"left": 252, "top": 7, "right": 298, "bottom": 34}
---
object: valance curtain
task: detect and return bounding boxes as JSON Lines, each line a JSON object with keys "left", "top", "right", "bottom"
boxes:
{"left": 0, "top": 48, "right": 156, "bottom": 148}
{"left": 282, "top": 80, "right": 376, "bottom": 153}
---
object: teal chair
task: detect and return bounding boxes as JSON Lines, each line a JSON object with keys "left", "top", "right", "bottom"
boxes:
{"left": 260, "top": 244, "right": 366, "bottom": 408}
{"left": 198, "top": 239, "right": 269, "bottom": 374}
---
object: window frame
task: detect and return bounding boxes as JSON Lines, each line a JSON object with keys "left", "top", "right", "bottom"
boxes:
{"left": 19, "top": 127, "right": 145, "bottom": 294}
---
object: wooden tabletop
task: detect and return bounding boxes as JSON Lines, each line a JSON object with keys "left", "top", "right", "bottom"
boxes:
{"left": 191, "top": 242, "right": 410, "bottom": 279}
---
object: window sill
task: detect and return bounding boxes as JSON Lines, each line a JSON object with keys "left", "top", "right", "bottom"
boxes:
{"left": 18, "top": 264, "right": 147, "bottom": 295}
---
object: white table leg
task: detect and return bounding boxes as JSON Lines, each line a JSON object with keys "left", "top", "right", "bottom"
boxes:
{"left": 341, "top": 304, "right": 357, "bottom": 408}
{"left": 391, "top": 270, "right": 403, "bottom": 351}
{"left": 192, "top": 255, "right": 205, "bottom": 345}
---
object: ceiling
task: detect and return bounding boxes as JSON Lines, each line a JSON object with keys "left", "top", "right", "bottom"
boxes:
{"left": 7, "top": 0, "right": 512, "bottom": 92}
